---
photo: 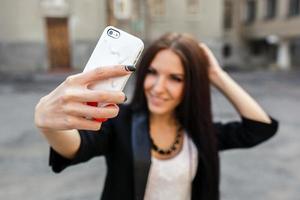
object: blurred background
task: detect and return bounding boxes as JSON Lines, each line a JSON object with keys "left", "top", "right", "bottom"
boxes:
{"left": 0, "top": 0, "right": 299, "bottom": 199}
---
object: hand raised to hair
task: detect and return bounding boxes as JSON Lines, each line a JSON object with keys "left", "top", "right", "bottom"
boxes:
{"left": 198, "top": 43, "right": 224, "bottom": 86}
{"left": 34, "top": 65, "right": 132, "bottom": 132}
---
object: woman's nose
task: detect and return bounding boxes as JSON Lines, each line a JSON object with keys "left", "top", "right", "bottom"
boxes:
{"left": 152, "top": 76, "right": 166, "bottom": 93}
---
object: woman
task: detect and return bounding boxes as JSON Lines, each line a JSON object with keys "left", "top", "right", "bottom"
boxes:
{"left": 35, "top": 33, "right": 278, "bottom": 200}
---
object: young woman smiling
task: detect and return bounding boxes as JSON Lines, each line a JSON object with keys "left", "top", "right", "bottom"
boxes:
{"left": 35, "top": 33, "right": 278, "bottom": 200}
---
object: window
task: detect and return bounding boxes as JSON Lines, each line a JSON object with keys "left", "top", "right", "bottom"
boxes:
{"left": 245, "top": 0, "right": 257, "bottom": 24}
{"left": 223, "top": 44, "right": 232, "bottom": 58}
{"left": 113, "top": 0, "right": 132, "bottom": 20}
{"left": 187, "top": 0, "right": 200, "bottom": 14}
{"left": 265, "top": 0, "right": 277, "bottom": 19}
{"left": 249, "top": 39, "right": 267, "bottom": 56}
{"left": 288, "top": 0, "right": 300, "bottom": 16}
{"left": 224, "top": 1, "right": 233, "bottom": 29}
{"left": 150, "top": 0, "right": 166, "bottom": 16}
{"left": 290, "top": 38, "right": 300, "bottom": 66}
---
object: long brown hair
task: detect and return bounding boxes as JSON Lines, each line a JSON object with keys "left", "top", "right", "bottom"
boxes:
{"left": 130, "top": 33, "right": 219, "bottom": 200}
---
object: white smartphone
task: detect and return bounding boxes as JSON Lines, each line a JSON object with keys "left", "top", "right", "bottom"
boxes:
{"left": 83, "top": 26, "right": 144, "bottom": 92}
{"left": 83, "top": 26, "right": 144, "bottom": 122}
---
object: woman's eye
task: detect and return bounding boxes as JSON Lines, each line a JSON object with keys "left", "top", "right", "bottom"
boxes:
{"left": 170, "top": 75, "right": 183, "bottom": 82}
{"left": 147, "top": 68, "right": 157, "bottom": 75}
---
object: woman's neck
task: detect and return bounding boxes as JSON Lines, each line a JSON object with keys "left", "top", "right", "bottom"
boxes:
{"left": 149, "top": 112, "right": 177, "bottom": 128}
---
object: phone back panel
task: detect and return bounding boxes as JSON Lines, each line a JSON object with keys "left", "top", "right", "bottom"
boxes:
{"left": 83, "top": 26, "right": 144, "bottom": 91}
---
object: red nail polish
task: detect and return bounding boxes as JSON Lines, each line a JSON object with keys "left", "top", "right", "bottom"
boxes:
{"left": 94, "top": 118, "right": 108, "bottom": 122}
{"left": 87, "top": 102, "right": 98, "bottom": 107}
{"left": 86, "top": 102, "right": 112, "bottom": 122}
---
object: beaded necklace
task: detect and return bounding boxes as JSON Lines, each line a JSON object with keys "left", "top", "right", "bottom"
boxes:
{"left": 150, "top": 127, "right": 183, "bottom": 155}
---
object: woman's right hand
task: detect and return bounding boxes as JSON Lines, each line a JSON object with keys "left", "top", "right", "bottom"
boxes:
{"left": 34, "top": 65, "right": 132, "bottom": 132}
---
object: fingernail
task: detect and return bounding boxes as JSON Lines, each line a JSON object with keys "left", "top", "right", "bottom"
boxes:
{"left": 124, "top": 95, "right": 128, "bottom": 102}
{"left": 125, "top": 65, "right": 136, "bottom": 72}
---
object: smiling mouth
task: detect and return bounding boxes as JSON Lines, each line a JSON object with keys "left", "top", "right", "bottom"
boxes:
{"left": 149, "top": 94, "right": 168, "bottom": 104}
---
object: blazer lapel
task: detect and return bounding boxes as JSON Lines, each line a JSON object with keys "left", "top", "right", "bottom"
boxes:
{"left": 131, "top": 111, "right": 151, "bottom": 200}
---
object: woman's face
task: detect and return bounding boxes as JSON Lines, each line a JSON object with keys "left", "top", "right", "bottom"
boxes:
{"left": 144, "top": 49, "right": 185, "bottom": 117}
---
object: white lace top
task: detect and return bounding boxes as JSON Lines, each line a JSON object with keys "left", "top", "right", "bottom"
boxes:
{"left": 144, "top": 133, "right": 198, "bottom": 200}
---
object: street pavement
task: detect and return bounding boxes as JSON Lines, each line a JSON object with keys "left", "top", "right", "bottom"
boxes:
{"left": 0, "top": 69, "right": 299, "bottom": 200}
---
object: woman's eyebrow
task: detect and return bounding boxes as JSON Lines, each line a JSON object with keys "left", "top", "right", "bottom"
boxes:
{"left": 148, "top": 66, "right": 156, "bottom": 70}
{"left": 149, "top": 65, "right": 184, "bottom": 76}
{"left": 171, "top": 73, "right": 184, "bottom": 77}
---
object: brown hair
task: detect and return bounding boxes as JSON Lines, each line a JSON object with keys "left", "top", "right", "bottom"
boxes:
{"left": 131, "top": 33, "right": 219, "bottom": 199}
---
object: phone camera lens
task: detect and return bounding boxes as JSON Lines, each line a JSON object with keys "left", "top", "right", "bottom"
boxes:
{"left": 107, "top": 29, "right": 120, "bottom": 38}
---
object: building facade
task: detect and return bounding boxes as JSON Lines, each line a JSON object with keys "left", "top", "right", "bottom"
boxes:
{"left": 0, "top": 0, "right": 224, "bottom": 72}
{"left": 0, "top": 0, "right": 107, "bottom": 72}
{"left": 3, "top": 0, "right": 299, "bottom": 72}
{"left": 223, "top": 0, "right": 300, "bottom": 70}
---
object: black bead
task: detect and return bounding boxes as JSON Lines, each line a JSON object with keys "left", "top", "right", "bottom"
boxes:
{"left": 166, "top": 150, "right": 172, "bottom": 154}
{"left": 158, "top": 150, "right": 166, "bottom": 155}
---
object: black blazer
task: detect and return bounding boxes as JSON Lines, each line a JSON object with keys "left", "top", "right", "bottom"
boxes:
{"left": 49, "top": 105, "right": 278, "bottom": 200}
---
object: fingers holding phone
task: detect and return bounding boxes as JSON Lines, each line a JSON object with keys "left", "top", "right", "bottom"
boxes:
{"left": 80, "top": 26, "right": 143, "bottom": 122}
{"left": 68, "top": 65, "right": 135, "bottom": 86}
{"left": 34, "top": 65, "right": 130, "bottom": 131}
{"left": 35, "top": 26, "right": 143, "bottom": 131}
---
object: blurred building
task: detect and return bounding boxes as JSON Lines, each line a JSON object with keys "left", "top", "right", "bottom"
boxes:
{"left": 1, "top": 0, "right": 299, "bottom": 72}
{"left": 0, "top": 0, "right": 224, "bottom": 72}
{"left": 223, "top": 0, "right": 300, "bottom": 70}
{"left": 0, "top": 0, "right": 107, "bottom": 72}
{"left": 114, "top": 0, "right": 224, "bottom": 63}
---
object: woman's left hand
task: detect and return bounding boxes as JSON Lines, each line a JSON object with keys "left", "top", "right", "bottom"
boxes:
{"left": 198, "top": 43, "right": 224, "bottom": 86}
{"left": 199, "top": 43, "right": 272, "bottom": 123}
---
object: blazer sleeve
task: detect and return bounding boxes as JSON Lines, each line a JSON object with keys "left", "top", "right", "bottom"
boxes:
{"left": 215, "top": 116, "right": 279, "bottom": 151}
{"left": 49, "top": 120, "right": 114, "bottom": 173}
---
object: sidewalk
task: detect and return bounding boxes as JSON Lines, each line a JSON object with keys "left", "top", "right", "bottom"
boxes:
{"left": 0, "top": 69, "right": 299, "bottom": 200}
